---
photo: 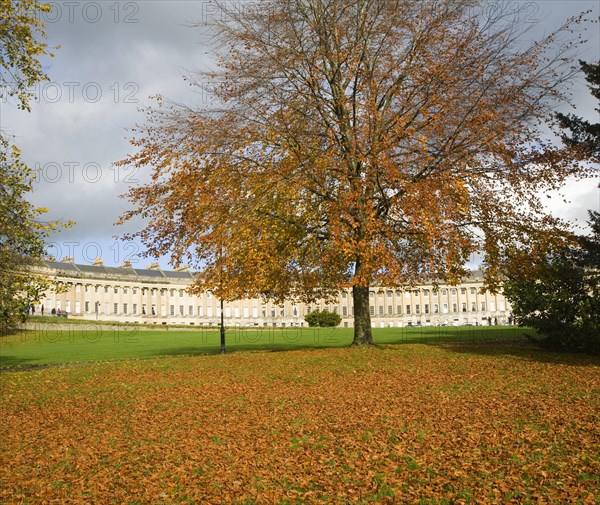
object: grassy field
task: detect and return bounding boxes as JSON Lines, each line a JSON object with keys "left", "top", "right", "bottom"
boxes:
{"left": 0, "top": 326, "right": 530, "bottom": 368}
{"left": 0, "top": 341, "right": 598, "bottom": 504}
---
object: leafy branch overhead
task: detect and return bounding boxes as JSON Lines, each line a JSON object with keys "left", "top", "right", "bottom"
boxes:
{"left": 118, "top": 0, "right": 595, "bottom": 345}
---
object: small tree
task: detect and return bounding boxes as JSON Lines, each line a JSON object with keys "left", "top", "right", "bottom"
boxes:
{"left": 305, "top": 309, "right": 342, "bottom": 328}
{"left": 504, "top": 211, "right": 600, "bottom": 353}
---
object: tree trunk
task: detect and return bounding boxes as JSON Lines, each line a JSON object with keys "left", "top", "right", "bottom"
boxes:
{"left": 352, "top": 285, "right": 373, "bottom": 346}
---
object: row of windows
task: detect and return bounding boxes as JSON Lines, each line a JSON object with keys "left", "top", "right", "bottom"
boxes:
{"left": 367, "top": 287, "right": 482, "bottom": 298}
{"left": 51, "top": 299, "right": 506, "bottom": 318}
{"left": 65, "top": 283, "right": 492, "bottom": 299}
{"left": 368, "top": 301, "right": 505, "bottom": 316}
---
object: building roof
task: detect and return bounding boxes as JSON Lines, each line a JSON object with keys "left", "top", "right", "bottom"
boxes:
{"left": 37, "top": 260, "right": 196, "bottom": 283}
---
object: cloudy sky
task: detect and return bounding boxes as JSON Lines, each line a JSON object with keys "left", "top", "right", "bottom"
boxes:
{"left": 3, "top": 0, "right": 599, "bottom": 269}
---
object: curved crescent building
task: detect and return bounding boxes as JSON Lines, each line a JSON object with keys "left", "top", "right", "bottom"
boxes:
{"left": 34, "top": 258, "right": 512, "bottom": 327}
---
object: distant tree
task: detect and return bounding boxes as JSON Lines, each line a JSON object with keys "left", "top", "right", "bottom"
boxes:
{"left": 0, "top": 0, "right": 63, "bottom": 333}
{"left": 504, "top": 211, "right": 600, "bottom": 353}
{"left": 119, "top": 0, "right": 593, "bottom": 346}
{"left": 556, "top": 60, "right": 600, "bottom": 162}
{"left": 305, "top": 309, "right": 342, "bottom": 328}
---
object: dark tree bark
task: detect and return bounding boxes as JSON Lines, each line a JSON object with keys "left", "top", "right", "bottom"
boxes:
{"left": 352, "top": 285, "right": 373, "bottom": 346}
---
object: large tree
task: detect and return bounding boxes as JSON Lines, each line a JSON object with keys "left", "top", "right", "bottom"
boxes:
{"left": 119, "top": 0, "right": 593, "bottom": 345}
{"left": 1, "top": 0, "right": 60, "bottom": 332}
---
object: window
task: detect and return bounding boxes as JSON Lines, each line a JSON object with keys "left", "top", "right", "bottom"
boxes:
{"left": 75, "top": 301, "right": 80, "bottom": 314}
{"left": 369, "top": 291, "right": 374, "bottom": 299}
{"left": 343, "top": 306, "right": 348, "bottom": 317}
{"left": 95, "top": 286, "right": 99, "bottom": 293}
{"left": 206, "top": 292, "right": 211, "bottom": 298}
{"left": 189, "top": 305, "right": 193, "bottom": 316}
{"left": 388, "top": 305, "right": 393, "bottom": 315}
{"left": 142, "top": 304, "right": 147, "bottom": 315}
{"left": 425, "top": 304, "right": 430, "bottom": 314}
{"left": 198, "top": 306, "right": 203, "bottom": 317}
{"left": 271, "top": 308, "right": 276, "bottom": 317}
{"left": 123, "top": 303, "right": 128, "bottom": 315}
{"left": 379, "top": 306, "right": 384, "bottom": 316}
{"left": 443, "top": 303, "right": 448, "bottom": 313}
{"left": 387, "top": 291, "right": 392, "bottom": 298}
{"left": 481, "top": 302, "right": 486, "bottom": 312}
{"left": 370, "top": 306, "right": 375, "bottom": 316}
{"left": 461, "top": 288, "right": 466, "bottom": 295}
{"left": 170, "top": 289, "right": 175, "bottom": 297}
{"left": 133, "top": 304, "right": 137, "bottom": 315}
{"left": 451, "top": 288, "right": 457, "bottom": 295}
{"left": 104, "top": 286, "right": 109, "bottom": 293}
{"left": 442, "top": 289, "right": 447, "bottom": 295}
{"left": 151, "top": 305, "right": 156, "bottom": 315}
{"left": 342, "top": 291, "right": 347, "bottom": 299}
{"left": 415, "top": 304, "right": 420, "bottom": 314}
{"left": 280, "top": 308, "right": 285, "bottom": 316}
{"left": 114, "top": 303, "right": 118, "bottom": 314}
{"left": 406, "top": 305, "right": 411, "bottom": 315}
{"left": 397, "top": 305, "right": 402, "bottom": 315}
{"left": 114, "top": 287, "right": 118, "bottom": 294}
{"left": 133, "top": 288, "right": 137, "bottom": 295}
{"left": 85, "top": 285, "right": 89, "bottom": 293}
{"left": 462, "top": 303, "right": 467, "bottom": 312}
{"left": 123, "top": 287, "right": 128, "bottom": 294}
{"left": 75, "top": 284, "right": 81, "bottom": 293}
{"left": 170, "top": 305, "right": 175, "bottom": 316}
{"left": 470, "top": 288, "right": 476, "bottom": 294}
{"left": 179, "top": 290, "right": 184, "bottom": 297}
{"left": 179, "top": 305, "right": 184, "bottom": 316}
{"left": 471, "top": 302, "right": 476, "bottom": 312}
{"left": 85, "top": 301, "right": 89, "bottom": 313}
{"left": 452, "top": 303, "right": 457, "bottom": 313}
{"left": 434, "top": 304, "right": 439, "bottom": 314}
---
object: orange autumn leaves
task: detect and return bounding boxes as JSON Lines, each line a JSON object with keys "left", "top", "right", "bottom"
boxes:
{"left": 1, "top": 345, "right": 599, "bottom": 503}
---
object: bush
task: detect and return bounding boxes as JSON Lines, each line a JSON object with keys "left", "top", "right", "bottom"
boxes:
{"left": 304, "top": 309, "right": 342, "bottom": 327}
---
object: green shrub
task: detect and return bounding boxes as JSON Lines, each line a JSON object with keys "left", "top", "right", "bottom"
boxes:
{"left": 304, "top": 309, "right": 342, "bottom": 327}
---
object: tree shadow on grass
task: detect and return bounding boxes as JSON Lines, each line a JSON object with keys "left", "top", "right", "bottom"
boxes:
{"left": 430, "top": 338, "right": 600, "bottom": 366}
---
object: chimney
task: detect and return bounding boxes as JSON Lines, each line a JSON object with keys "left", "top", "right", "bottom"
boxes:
{"left": 61, "top": 256, "right": 74, "bottom": 263}
{"left": 174, "top": 265, "right": 190, "bottom": 272}
{"left": 93, "top": 257, "right": 103, "bottom": 266}
{"left": 146, "top": 262, "right": 160, "bottom": 270}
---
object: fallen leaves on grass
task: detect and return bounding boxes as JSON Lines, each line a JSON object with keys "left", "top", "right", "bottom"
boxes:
{"left": 0, "top": 345, "right": 598, "bottom": 504}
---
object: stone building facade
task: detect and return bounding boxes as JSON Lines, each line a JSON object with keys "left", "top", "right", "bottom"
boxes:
{"left": 35, "top": 259, "right": 512, "bottom": 327}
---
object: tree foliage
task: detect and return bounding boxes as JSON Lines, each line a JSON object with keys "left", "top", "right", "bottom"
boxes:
{"left": 119, "top": 0, "right": 593, "bottom": 345}
{"left": 0, "top": 0, "right": 62, "bottom": 333}
{"left": 556, "top": 60, "right": 600, "bottom": 163}
{"left": 504, "top": 211, "right": 600, "bottom": 353}
{"left": 0, "top": 0, "right": 55, "bottom": 111}
{"left": 304, "top": 309, "right": 342, "bottom": 327}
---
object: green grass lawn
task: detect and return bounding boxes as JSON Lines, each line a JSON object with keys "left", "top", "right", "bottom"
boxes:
{"left": 0, "top": 325, "right": 530, "bottom": 368}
